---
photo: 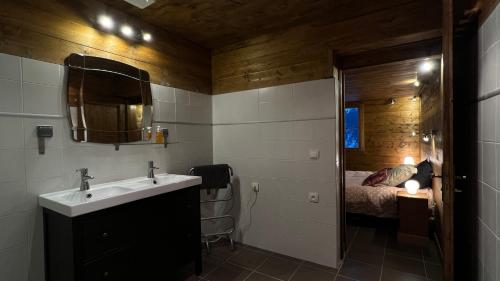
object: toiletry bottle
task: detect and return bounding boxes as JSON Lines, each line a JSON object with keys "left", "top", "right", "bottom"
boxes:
{"left": 156, "top": 126, "right": 164, "bottom": 144}
{"left": 146, "top": 127, "right": 152, "bottom": 141}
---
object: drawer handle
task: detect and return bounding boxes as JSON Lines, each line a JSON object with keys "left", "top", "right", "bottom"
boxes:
{"left": 101, "top": 232, "right": 111, "bottom": 238}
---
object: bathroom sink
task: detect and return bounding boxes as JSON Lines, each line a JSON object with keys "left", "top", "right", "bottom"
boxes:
{"left": 39, "top": 173, "right": 202, "bottom": 217}
{"left": 61, "top": 186, "right": 135, "bottom": 204}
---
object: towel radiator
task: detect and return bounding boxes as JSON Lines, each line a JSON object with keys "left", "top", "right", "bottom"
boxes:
{"left": 188, "top": 165, "right": 236, "bottom": 253}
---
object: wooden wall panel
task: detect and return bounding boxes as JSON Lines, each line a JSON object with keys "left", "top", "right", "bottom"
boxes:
{"left": 346, "top": 96, "right": 421, "bottom": 171}
{"left": 0, "top": 0, "right": 211, "bottom": 94}
{"left": 420, "top": 74, "right": 444, "bottom": 244}
{"left": 212, "top": 0, "right": 442, "bottom": 94}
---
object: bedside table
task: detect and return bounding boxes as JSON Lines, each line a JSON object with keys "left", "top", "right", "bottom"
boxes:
{"left": 397, "top": 190, "right": 429, "bottom": 246}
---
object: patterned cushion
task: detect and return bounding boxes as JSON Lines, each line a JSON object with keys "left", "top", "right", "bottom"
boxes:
{"left": 378, "top": 164, "right": 418, "bottom": 186}
{"left": 362, "top": 168, "right": 392, "bottom": 186}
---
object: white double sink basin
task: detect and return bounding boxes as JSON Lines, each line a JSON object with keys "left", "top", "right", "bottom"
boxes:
{"left": 38, "top": 173, "right": 202, "bottom": 217}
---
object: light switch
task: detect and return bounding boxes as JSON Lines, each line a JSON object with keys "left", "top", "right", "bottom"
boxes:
{"left": 309, "top": 192, "right": 319, "bottom": 203}
{"left": 309, "top": 149, "right": 320, "bottom": 160}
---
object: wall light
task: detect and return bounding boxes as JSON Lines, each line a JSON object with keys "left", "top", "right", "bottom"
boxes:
{"left": 422, "top": 133, "right": 431, "bottom": 142}
{"left": 405, "top": 179, "right": 420, "bottom": 194}
{"left": 97, "top": 15, "right": 115, "bottom": 30}
{"left": 403, "top": 156, "right": 415, "bottom": 165}
{"left": 411, "top": 95, "right": 417, "bottom": 102}
{"left": 120, "top": 25, "right": 135, "bottom": 38}
{"left": 414, "top": 80, "right": 421, "bottom": 87}
{"left": 142, "top": 32, "right": 153, "bottom": 42}
{"left": 419, "top": 60, "right": 434, "bottom": 73}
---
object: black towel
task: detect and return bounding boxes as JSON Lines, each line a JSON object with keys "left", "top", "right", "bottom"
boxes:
{"left": 192, "top": 164, "right": 231, "bottom": 194}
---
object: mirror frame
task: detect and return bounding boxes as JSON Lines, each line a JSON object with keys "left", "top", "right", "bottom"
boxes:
{"left": 65, "top": 54, "right": 153, "bottom": 144}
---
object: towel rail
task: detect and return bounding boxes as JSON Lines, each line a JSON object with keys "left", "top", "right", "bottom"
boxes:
{"left": 189, "top": 165, "right": 235, "bottom": 253}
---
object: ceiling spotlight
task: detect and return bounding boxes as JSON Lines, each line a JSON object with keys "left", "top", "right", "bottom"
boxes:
{"left": 419, "top": 60, "right": 434, "bottom": 73}
{"left": 414, "top": 80, "right": 421, "bottom": 87}
{"left": 97, "top": 15, "right": 114, "bottom": 30}
{"left": 120, "top": 25, "right": 135, "bottom": 38}
{"left": 142, "top": 32, "right": 152, "bottom": 42}
{"left": 388, "top": 98, "right": 396, "bottom": 105}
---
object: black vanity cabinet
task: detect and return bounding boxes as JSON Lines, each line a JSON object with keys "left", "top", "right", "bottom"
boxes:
{"left": 43, "top": 186, "right": 202, "bottom": 281}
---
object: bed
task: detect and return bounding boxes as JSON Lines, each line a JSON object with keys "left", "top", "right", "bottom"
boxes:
{"left": 345, "top": 170, "right": 434, "bottom": 218}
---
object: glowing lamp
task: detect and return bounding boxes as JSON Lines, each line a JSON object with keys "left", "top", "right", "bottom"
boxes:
{"left": 403, "top": 156, "right": 415, "bottom": 165}
{"left": 97, "top": 15, "right": 114, "bottom": 30}
{"left": 405, "top": 180, "right": 420, "bottom": 195}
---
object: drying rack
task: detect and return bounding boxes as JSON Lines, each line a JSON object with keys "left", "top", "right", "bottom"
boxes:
{"left": 188, "top": 165, "right": 236, "bottom": 253}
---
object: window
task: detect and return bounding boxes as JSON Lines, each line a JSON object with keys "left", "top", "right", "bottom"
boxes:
{"left": 345, "top": 104, "right": 362, "bottom": 149}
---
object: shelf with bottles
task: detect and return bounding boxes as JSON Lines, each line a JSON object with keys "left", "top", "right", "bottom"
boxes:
{"left": 113, "top": 126, "right": 178, "bottom": 151}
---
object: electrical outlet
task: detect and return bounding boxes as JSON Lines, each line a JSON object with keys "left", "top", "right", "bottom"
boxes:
{"left": 309, "top": 149, "right": 320, "bottom": 160}
{"left": 252, "top": 182, "right": 260, "bottom": 192}
{"left": 308, "top": 192, "right": 319, "bottom": 203}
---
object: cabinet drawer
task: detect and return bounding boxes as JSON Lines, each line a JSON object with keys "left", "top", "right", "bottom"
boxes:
{"left": 83, "top": 250, "right": 134, "bottom": 281}
{"left": 80, "top": 213, "right": 133, "bottom": 261}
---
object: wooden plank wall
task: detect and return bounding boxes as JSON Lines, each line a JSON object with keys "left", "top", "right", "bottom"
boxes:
{"left": 0, "top": 0, "right": 211, "bottom": 94}
{"left": 212, "top": 0, "right": 442, "bottom": 94}
{"left": 346, "top": 96, "right": 421, "bottom": 171}
{"left": 420, "top": 73, "right": 444, "bottom": 245}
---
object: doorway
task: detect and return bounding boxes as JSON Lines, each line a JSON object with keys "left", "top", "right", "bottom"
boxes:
{"left": 336, "top": 52, "right": 447, "bottom": 280}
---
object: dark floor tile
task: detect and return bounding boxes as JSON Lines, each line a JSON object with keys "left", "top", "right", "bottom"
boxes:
{"left": 339, "top": 259, "right": 381, "bottom": 281}
{"left": 422, "top": 242, "right": 442, "bottom": 265}
{"left": 290, "top": 265, "right": 337, "bottom": 281}
{"left": 302, "top": 261, "right": 338, "bottom": 274}
{"left": 353, "top": 226, "right": 388, "bottom": 248}
{"left": 335, "top": 275, "right": 358, "bottom": 281}
{"left": 245, "top": 272, "right": 278, "bottom": 281}
{"left": 257, "top": 255, "right": 300, "bottom": 280}
{"left": 385, "top": 235, "right": 423, "bottom": 260}
{"left": 346, "top": 247, "right": 384, "bottom": 266}
{"left": 346, "top": 226, "right": 358, "bottom": 247}
{"left": 270, "top": 252, "right": 302, "bottom": 263}
{"left": 228, "top": 248, "right": 269, "bottom": 269}
{"left": 201, "top": 256, "right": 225, "bottom": 277}
{"left": 206, "top": 240, "right": 241, "bottom": 260}
{"left": 205, "top": 263, "right": 251, "bottom": 281}
{"left": 180, "top": 275, "right": 201, "bottom": 281}
{"left": 383, "top": 254, "right": 426, "bottom": 277}
{"left": 381, "top": 267, "right": 427, "bottom": 281}
{"left": 426, "top": 262, "right": 443, "bottom": 280}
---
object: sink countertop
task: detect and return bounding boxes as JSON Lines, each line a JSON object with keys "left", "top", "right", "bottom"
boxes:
{"left": 38, "top": 173, "right": 202, "bottom": 217}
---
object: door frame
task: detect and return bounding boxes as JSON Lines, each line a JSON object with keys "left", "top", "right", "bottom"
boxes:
{"left": 334, "top": 6, "right": 456, "bottom": 275}
{"left": 441, "top": 0, "right": 454, "bottom": 280}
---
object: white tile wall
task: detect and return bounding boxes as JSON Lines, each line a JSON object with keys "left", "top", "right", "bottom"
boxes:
{"left": 212, "top": 79, "right": 338, "bottom": 268}
{"left": 478, "top": 4, "right": 500, "bottom": 280}
{"left": 0, "top": 53, "right": 213, "bottom": 281}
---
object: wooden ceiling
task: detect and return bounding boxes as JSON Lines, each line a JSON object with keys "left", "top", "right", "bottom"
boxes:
{"left": 345, "top": 58, "right": 440, "bottom": 102}
{"left": 101, "top": 0, "right": 337, "bottom": 48}
{"left": 100, "top": 0, "right": 440, "bottom": 50}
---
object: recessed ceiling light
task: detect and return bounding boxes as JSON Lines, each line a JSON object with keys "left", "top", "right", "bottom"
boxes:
{"left": 120, "top": 25, "right": 135, "bottom": 38}
{"left": 123, "top": 0, "right": 156, "bottom": 9}
{"left": 419, "top": 60, "right": 434, "bottom": 73}
{"left": 97, "top": 15, "right": 114, "bottom": 30}
{"left": 142, "top": 32, "right": 152, "bottom": 42}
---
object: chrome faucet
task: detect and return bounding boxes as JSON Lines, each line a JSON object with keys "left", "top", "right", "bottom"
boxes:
{"left": 147, "top": 161, "right": 159, "bottom": 179}
{"left": 77, "top": 168, "right": 94, "bottom": 191}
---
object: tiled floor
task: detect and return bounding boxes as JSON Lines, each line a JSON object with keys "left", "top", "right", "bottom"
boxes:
{"left": 183, "top": 220, "right": 443, "bottom": 281}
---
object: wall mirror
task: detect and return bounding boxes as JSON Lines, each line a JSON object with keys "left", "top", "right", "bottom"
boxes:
{"left": 65, "top": 54, "right": 153, "bottom": 144}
